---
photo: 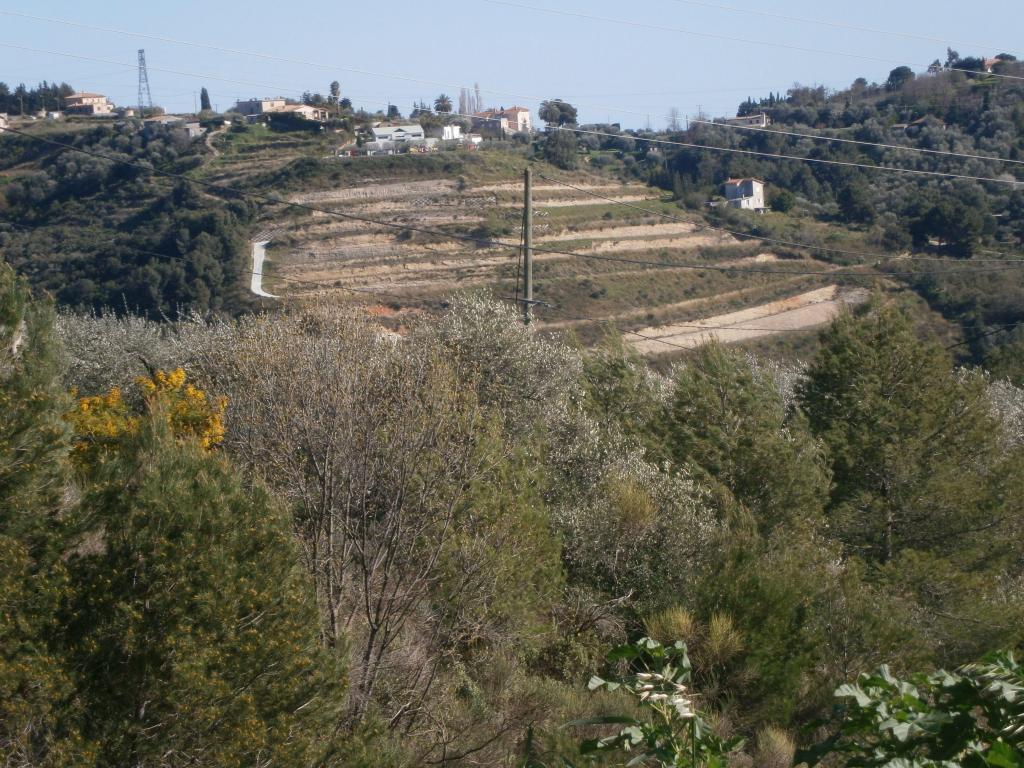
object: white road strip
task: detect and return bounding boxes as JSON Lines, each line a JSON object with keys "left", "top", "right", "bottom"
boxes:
{"left": 250, "top": 240, "right": 278, "bottom": 298}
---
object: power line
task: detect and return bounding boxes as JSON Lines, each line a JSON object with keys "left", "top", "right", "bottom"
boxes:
{"left": 691, "top": 119, "right": 1024, "bottom": 167}
{"left": 0, "top": 217, "right": 462, "bottom": 307}
{"left": 483, "top": 0, "right": 1024, "bottom": 83}
{"left": 540, "top": 302, "right": 1024, "bottom": 354}
{"left": 0, "top": 10, "right": 652, "bottom": 120}
{"left": 536, "top": 302, "right": 834, "bottom": 351}
{"left": 4, "top": 40, "right": 1020, "bottom": 187}
{"left": 5, "top": 126, "right": 1024, "bottom": 282}
{"left": 533, "top": 172, "right": 1024, "bottom": 264}
{"left": 557, "top": 125, "right": 1022, "bottom": 186}
{"left": 664, "top": 0, "right": 1018, "bottom": 57}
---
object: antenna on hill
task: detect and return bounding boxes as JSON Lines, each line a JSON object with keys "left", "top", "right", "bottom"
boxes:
{"left": 137, "top": 49, "right": 153, "bottom": 116}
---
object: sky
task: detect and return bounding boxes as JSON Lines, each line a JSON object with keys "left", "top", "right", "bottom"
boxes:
{"left": 0, "top": 1, "right": 1021, "bottom": 128}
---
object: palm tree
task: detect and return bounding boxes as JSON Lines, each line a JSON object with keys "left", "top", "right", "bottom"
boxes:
{"left": 434, "top": 94, "right": 453, "bottom": 114}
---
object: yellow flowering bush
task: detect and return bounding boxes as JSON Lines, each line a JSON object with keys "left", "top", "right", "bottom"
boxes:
{"left": 69, "top": 368, "right": 226, "bottom": 466}
{"left": 136, "top": 368, "right": 226, "bottom": 450}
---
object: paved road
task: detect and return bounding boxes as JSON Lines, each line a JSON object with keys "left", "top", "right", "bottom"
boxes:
{"left": 250, "top": 241, "right": 278, "bottom": 298}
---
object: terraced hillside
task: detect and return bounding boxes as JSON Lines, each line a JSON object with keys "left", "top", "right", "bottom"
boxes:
{"left": 218, "top": 142, "right": 874, "bottom": 357}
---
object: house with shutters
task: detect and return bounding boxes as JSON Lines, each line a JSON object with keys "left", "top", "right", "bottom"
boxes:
{"left": 65, "top": 92, "right": 114, "bottom": 116}
{"left": 472, "top": 106, "right": 532, "bottom": 136}
{"left": 723, "top": 178, "right": 766, "bottom": 211}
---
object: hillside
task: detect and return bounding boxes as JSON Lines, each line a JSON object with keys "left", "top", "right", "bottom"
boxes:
{"left": 198, "top": 123, "right": 901, "bottom": 359}
{"left": 3, "top": 61, "right": 1023, "bottom": 367}
{"left": 3, "top": 54, "right": 1024, "bottom": 768}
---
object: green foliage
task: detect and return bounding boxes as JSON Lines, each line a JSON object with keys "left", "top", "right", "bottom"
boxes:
{"left": 0, "top": 125, "right": 253, "bottom": 316}
{"left": 665, "top": 342, "right": 829, "bottom": 535}
{"left": 64, "top": 415, "right": 346, "bottom": 767}
{"left": 803, "top": 651, "right": 1024, "bottom": 768}
{"left": 771, "top": 189, "right": 796, "bottom": 213}
{"left": 539, "top": 100, "right": 579, "bottom": 126}
{"left": 838, "top": 182, "right": 876, "bottom": 224}
{"left": 544, "top": 129, "right": 579, "bottom": 170}
{"left": 0, "top": 261, "right": 90, "bottom": 765}
{"left": 0, "top": 80, "right": 74, "bottom": 115}
{"left": 886, "top": 66, "right": 917, "bottom": 92}
{"left": 581, "top": 331, "right": 664, "bottom": 450}
{"left": 799, "top": 302, "right": 1018, "bottom": 566}
{"left": 574, "top": 637, "right": 743, "bottom": 767}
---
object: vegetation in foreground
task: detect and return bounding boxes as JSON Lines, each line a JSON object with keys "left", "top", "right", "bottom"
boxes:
{"left": 3, "top": 252, "right": 1023, "bottom": 765}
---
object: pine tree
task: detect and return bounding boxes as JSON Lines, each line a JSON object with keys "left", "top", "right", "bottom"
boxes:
{"left": 800, "top": 303, "right": 1020, "bottom": 566}
{"left": 666, "top": 342, "right": 829, "bottom": 534}
{"left": 64, "top": 409, "right": 346, "bottom": 766}
{"left": 0, "top": 262, "right": 92, "bottom": 766}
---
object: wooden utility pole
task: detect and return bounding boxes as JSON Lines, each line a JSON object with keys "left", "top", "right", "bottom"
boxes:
{"left": 523, "top": 167, "right": 533, "bottom": 325}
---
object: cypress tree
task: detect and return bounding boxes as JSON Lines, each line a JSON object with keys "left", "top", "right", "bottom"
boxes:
{"left": 199, "top": 87, "right": 212, "bottom": 112}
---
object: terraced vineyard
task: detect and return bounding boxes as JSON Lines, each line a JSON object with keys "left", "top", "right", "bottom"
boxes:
{"left": 200, "top": 135, "right": 876, "bottom": 357}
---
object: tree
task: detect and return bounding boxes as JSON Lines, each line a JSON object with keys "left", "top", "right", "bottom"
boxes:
{"left": 0, "top": 262, "right": 91, "bottom": 766}
{"left": 838, "top": 181, "right": 875, "bottom": 224}
{"left": 329, "top": 80, "right": 340, "bottom": 105}
{"left": 543, "top": 129, "right": 578, "bottom": 169}
{"left": 193, "top": 304, "right": 563, "bottom": 745}
{"left": 387, "top": 103, "right": 401, "bottom": 120}
{"left": 539, "top": 99, "right": 578, "bottom": 126}
{"left": 199, "top": 86, "right": 212, "bottom": 112}
{"left": 799, "top": 303, "right": 1019, "bottom": 566}
{"left": 434, "top": 93, "right": 452, "bottom": 113}
{"left": 64, "top": 405, "right": 346, "bottom": 766}
{"left": 771, "top": 188, "right": 796, "bottom": 212}
{"left": 665, "top": 343, "right": 829, "bottom": 535}
{"left": 885, "top": 66, "right": 916, "bottom": 92}
{"left": 910, "top": 198, "right": 984, "bottom": 256}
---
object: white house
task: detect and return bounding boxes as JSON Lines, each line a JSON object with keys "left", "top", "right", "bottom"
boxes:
{"left": 441, "top": 124, "right": 462, "bottom": 141}
{"left": 723, "top": 178, "right": 766, "bottom": 210}
{"left": 723, "top": 113, "right": 771, "bottom": 128}
{"left": 281, "top": 104, "right": 329, "bottom": 122}
{"left": 371, "top": 123, "right": 426, "bottom": 142}
{"left": 0, "top": 113, "right": 8, "bottom": 133}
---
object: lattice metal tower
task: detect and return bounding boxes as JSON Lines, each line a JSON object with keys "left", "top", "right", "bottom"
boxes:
{"left": 137, "top": 49, "right": 153, "bottom": 116}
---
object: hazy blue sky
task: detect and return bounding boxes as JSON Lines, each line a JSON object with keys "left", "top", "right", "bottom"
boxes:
{"left": 1, "top": 1, "right": 1021, "bottom": 127}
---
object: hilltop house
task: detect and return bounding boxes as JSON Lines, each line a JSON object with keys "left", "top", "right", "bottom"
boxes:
{"left": 281, "top": 104, "right": 329, "bottom": 122}
{"left": 233, "top": 98, "right": 328, "bottom": 122}
{"left": 371, "top": 123, "right": 426, "bottom": 142}
{"left": 723, "top": 178, "right": 766, "bottom": 211}
{"left": 723, "top": 112, "right": 771, "bottom": 128}
{"left": 233, "top": 98, "right": 287, "bottom": 116}
{"left": 65, "top": 92, "right": 114, "bottom": 116}
{"left": 472, "top": 106, "right": 532, "bottom": 136}
{"left": 144, "top": 115, "right": 205, "bottom": 137}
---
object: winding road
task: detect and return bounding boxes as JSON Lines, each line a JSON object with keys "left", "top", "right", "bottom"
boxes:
{"left": 250, "top": 240, "right": 278, "bottom": 298}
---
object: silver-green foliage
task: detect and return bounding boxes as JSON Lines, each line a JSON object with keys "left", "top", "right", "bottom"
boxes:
{"left": 575, "top": 637, "right": 743, "bottom": 767}
{"left": 803, "top": 651, "right": 1024, "bottom": 768}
